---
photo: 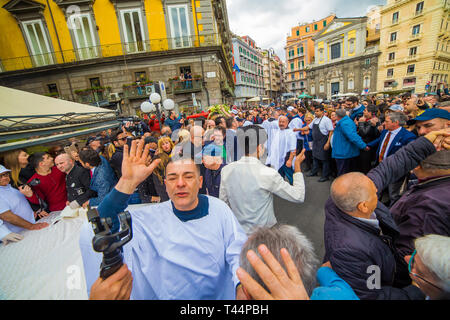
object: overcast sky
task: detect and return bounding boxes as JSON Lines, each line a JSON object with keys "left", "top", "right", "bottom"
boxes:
{"left": 226, "top": 0, "right": 386, "bottom": 62}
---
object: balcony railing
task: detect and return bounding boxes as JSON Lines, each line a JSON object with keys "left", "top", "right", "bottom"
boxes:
{"left": 122, "top": 84, "right": 154, "bottom": 99}
{"left": 0, "top": 34, "right": 222, "bottom": 73}
{"left": 75, "top": 87, "right": 111, "bottom": 106}
{"left": 409, "top": 33, "right": 422, "bottom": 41}
{"left": 171, "top": 79, "right": 203, "bottom": 94}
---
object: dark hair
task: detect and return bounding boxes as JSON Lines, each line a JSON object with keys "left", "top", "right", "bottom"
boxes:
{"left": 366, "top": 104, "right": 378, "bottom": 115}
{"left": 29, "top": 152, "right": 49, "bottom": 169}
{"left": 79, "top": 148, "right": 101, "bottom": 167}
{"left": 214, "top": 116, "right": 225, "bottom": 126}
{"left": 213, "top": 126, "right": 226, "bottom": 137}
{"left": 165, "top": 157, "right": 201, "bottom": 176}
{"left": 347, "top": 96, "right": 359, "bottom": 104}
{"left": 225, "top": 117, "right": 235, "bottom": 129}
{"left": 237, "top": 125, "right": 268, "bottom": 156}
{"left": 110, "top": 129, "right": 122, "bottom": 142}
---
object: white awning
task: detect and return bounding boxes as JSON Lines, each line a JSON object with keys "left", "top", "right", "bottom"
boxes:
{"left": 0, "top": 86, "right": 119, "bottom": 152}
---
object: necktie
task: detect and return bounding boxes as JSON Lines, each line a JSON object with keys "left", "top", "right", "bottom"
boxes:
{"left": 379, "top": 131, "right": 392, "bottom": 162}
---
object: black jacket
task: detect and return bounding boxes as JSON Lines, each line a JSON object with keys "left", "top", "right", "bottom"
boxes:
{"left": 324, "top": 137, "right": 435, "bottom": 300}
{"left": 110, "top": 147, "right": 124, "bottom": 178}
{"left": 66, "top": 164, "right": 97, "bottom": 205}
{"left": 357, "top": 120, "right": 380, "bottom": 143}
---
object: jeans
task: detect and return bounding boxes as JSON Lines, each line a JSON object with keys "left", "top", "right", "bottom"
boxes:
{"left": 278, "top": 164, "right": 294, "bottom": 185}
{"left": 311, "top": 157, "right": 331, "bottom": 179}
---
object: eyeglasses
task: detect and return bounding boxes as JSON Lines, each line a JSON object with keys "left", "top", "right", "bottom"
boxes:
{"left": 0, "top": 172, "right": 10, "bottom": 178}
{"left": 408, "top": 249, "right": 443, "bottom": 291}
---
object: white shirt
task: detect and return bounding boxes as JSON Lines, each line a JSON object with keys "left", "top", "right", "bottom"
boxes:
{"left": 0, "top": 220, "right": 12, "bottom": 240}
{"left": 220, "top": 156, "right": 305, "bottom": 234}
{"left": 0, "top": 184, "right": 35, "bottom": 234}
{"left": 379, "top": 126, "right": 402, "bottom": 160}
{"left": 288, "top": 117, "right": 305, "bottom": 139}
{"left": 355, "top": 212, "right": 380, "bottom": 230}
{"left": 243, "top": 120, "right": 253, "bottom": 127}
{"left": 79, "top": 196, "right": 246, "bottom": 299}
{"left": 267, "top": 128, "right": 297, "bottom": 170}
{"left": 309, "top": 116, "right": 334, "bottom": 136}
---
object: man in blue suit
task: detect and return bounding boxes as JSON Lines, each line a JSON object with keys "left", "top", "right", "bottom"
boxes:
{"left": 346, "top": 96, "right": 365, "bottom": 121}
{"left": 79, "top": 148, "right": 117, "bottom": 207}
{"left": 367, "top": 111, "right": 416, "bottom": 205}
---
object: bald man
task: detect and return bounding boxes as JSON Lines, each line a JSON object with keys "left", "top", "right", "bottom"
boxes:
{"left": 266, "top": 115, "right": 297, "bottom": 185}
{"left": 324, "top": 129, "right": 449, "bottom": 300}
{"left": 55, "top": 153, "right": 96, "bottom": 209}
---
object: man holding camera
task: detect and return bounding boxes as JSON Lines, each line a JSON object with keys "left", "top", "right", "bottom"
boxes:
{"left": 0, "top": 165, "right": 49, "bottom": 245}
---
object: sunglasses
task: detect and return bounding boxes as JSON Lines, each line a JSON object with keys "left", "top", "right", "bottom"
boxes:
{"left": 0, "top": 172, "right": 10, "bottom": 178}
{"left": 408, "top": 249, "right": 443, "bottom": 291}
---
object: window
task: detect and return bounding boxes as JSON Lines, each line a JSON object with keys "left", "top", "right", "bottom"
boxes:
{"left": 22, "top": 20, "right": 53, "bottom": 67}
{"left": 323, "top": 20, "right": 327, "bottom": 27}
{"left": 90, "top": 77, "right": 101, "bottom": 88}
{"left": 348, "top": 38, "right": 355, "bottom": 54}
{"left": 292, "top": 83, "right": 295, "bottom": 89}
{"left": 388, "top": 52, "right": 395, "bottom": 61}
{"left": 291, "top": 74, "right": 295, "bottom": 80}
{"left": 320, "top": 83, "right": 324, "bottom": 92}
{"left": 364, "top": 77, "right": 370, "bottom": 88}
{"left": 305, "top": 26, "right": 310, "bottom": 32}
{"left": 168, "top": 5, "right": 191, "bottom": 49}
{"left": 291, "top": 63, "right": 294, "bottom": 70}
{"left": 314, "top": 24, "right": 318, "bottom": 31}
{"left": 69, "top": 13, "right": 99, "bottom": 59}
{"left": 392, "top": 12, "right": 399, "bottom": 24}
{"left": 409, "top": 47, "right": 417, "bottom": 56}
{"left": 134, "top": 71, "right": 147, "bottom": 82}
{"left": 387, "top": 68, "right": 394, "bottom": 77}
{"left": 120, "top": 9, "right": 146, "bottom": 53}
{"left": 311, "top": 85, "right": 315, "bottom": 94}
{"left": 297, "top": 47, "right": 300, "bottom": 55}
{"left": 412, "top": 25, "right": 421, "bottom": 35}
{"left": 296, "top": 30, "right": 299, "bottom": 36}
{"left": 365, "top": 58, "right": 371, "bottom": 66}
{"left": 348, "top": 78, "right": 354, "bottom": 90}
{"left": 331, "top": 43, "right": 341, "bottom": 59}
{"left": 416, "top": 1, "right": 424, "bottom": 14}
{"left": 47, "top": 83, "right": 58, "bottom": 94}
{"left": 390, "top": 32, "right": 397, "bottom": 42}
{"left": 407, "top": 64, "right": 415, "bottom": 74}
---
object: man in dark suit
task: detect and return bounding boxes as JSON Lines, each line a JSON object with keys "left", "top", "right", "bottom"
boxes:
{"left": 367, "top": 111, "right": 416, "bottom": 206}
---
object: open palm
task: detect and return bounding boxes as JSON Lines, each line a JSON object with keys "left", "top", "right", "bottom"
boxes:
{"left": 120, "top": 139, "right": 161, "bottom": 190}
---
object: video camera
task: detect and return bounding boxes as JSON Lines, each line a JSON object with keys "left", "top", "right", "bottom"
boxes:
{"left": 26, "top": 178, "right": 40, "bottom": 188}
{"left": 87, "top": 208, "right": 133, "bottom": 279}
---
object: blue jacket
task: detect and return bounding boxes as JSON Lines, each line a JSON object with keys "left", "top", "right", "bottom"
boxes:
{"left": 310, "top": 267, "right": 359, "bottom": 300}
{"left": 332, "top": 116, "right": 367, "bottom": 159}
{"left": 324, "top": 137, "right": 434, "bottom": 300}
{"left": 367, "top": 128, "right": 416, "bottom": 162}
{"left": 349, "top": 104, "right": 365, "bottom": 121}
{"left": 164, "top": 116, "right": 182, "bottom": 132}
{"left": 89, "top": 156, "right": 118, "bottom": 207}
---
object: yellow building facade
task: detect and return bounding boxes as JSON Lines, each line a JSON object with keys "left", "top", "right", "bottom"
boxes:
{"left": 0, "top": 0, "right": 234, "bottom": 113}
{"left": 284, "top": 14, "right": 335, "bottom": 95}
{"left": 377, "top": 0, "right": 450, "bottom": 94}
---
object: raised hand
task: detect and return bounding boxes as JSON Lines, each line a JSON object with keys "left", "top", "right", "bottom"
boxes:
{"left": 115, "top": 138, "right": 161, "bottom": 194}
{"left": 236, "top": 244, "right": 310, "bottom": 300}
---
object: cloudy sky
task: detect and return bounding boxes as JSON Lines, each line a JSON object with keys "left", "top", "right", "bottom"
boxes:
{"left": 226, "top": 0, "right": 386, "bottom": 62}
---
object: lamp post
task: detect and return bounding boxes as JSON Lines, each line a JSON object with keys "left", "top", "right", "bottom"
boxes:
{"left": 141, "top": 93, "right": 175, "bottom": 125}
{"left": 268, "top": 48, "right": 275, "bottom": 103}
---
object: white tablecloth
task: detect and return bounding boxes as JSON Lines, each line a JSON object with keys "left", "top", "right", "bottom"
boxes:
{"left": 0, "top": 204, "right": 153, "bottom": 300}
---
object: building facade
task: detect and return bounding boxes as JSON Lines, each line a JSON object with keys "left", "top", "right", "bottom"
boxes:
{"left": 285, "top": 14, "right": 335, "bottom": 96}
{"left": 231, "top": 35, "right": 265, "bottom": 105}
{"left": 377, "top": 0, "right": 450, "bottom": 95}
{"left": 306, "top": 16, "right": 381, "bottom": 99}
{"left": 0, "top": 0, "right": 235, "bottom": 115}
{"left": 261, "top": 49, "right": 284, "bottom": 102}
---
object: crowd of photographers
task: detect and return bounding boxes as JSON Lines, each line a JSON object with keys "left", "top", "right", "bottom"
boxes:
{"left": 0, "top": 90, "right": 449, "bottom": 300}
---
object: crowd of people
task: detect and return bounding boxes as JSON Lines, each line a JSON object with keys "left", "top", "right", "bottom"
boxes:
{"left": 0, "top": 91, "right": 449, "bottom": 301}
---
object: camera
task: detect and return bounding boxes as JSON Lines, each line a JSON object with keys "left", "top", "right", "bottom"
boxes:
{"left": 26, "top": 178, "right": 40, "bottom": 188}
{"left": 87, "top": 208, "right": 133, "bottom": 279}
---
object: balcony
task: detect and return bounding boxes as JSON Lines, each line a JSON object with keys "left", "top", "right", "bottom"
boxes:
{"left": 405, "top": 54, "right": 419, "bottom": 62}
{"left": 387, "top": 40, "right": 397, "bottom": 48}
{"left": 408, "top": 33, "right": 422, "bottom": 42}
{"left": 385, "top": 60, "right": 396, "bottom": 67}
{"left": 414, "top": 9, "right": 424, "bottom": 18}
{"left": 74, "top": 87, "right": 112, "bottom": 107}
{"left": 122, "top": 83, "right": 155, "bottom": 99}
{"left": 0, "top": 34, "right": 222, "bottom": 73}
{"left": 171, "top": 79, "right": 203, "bottom": 94}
